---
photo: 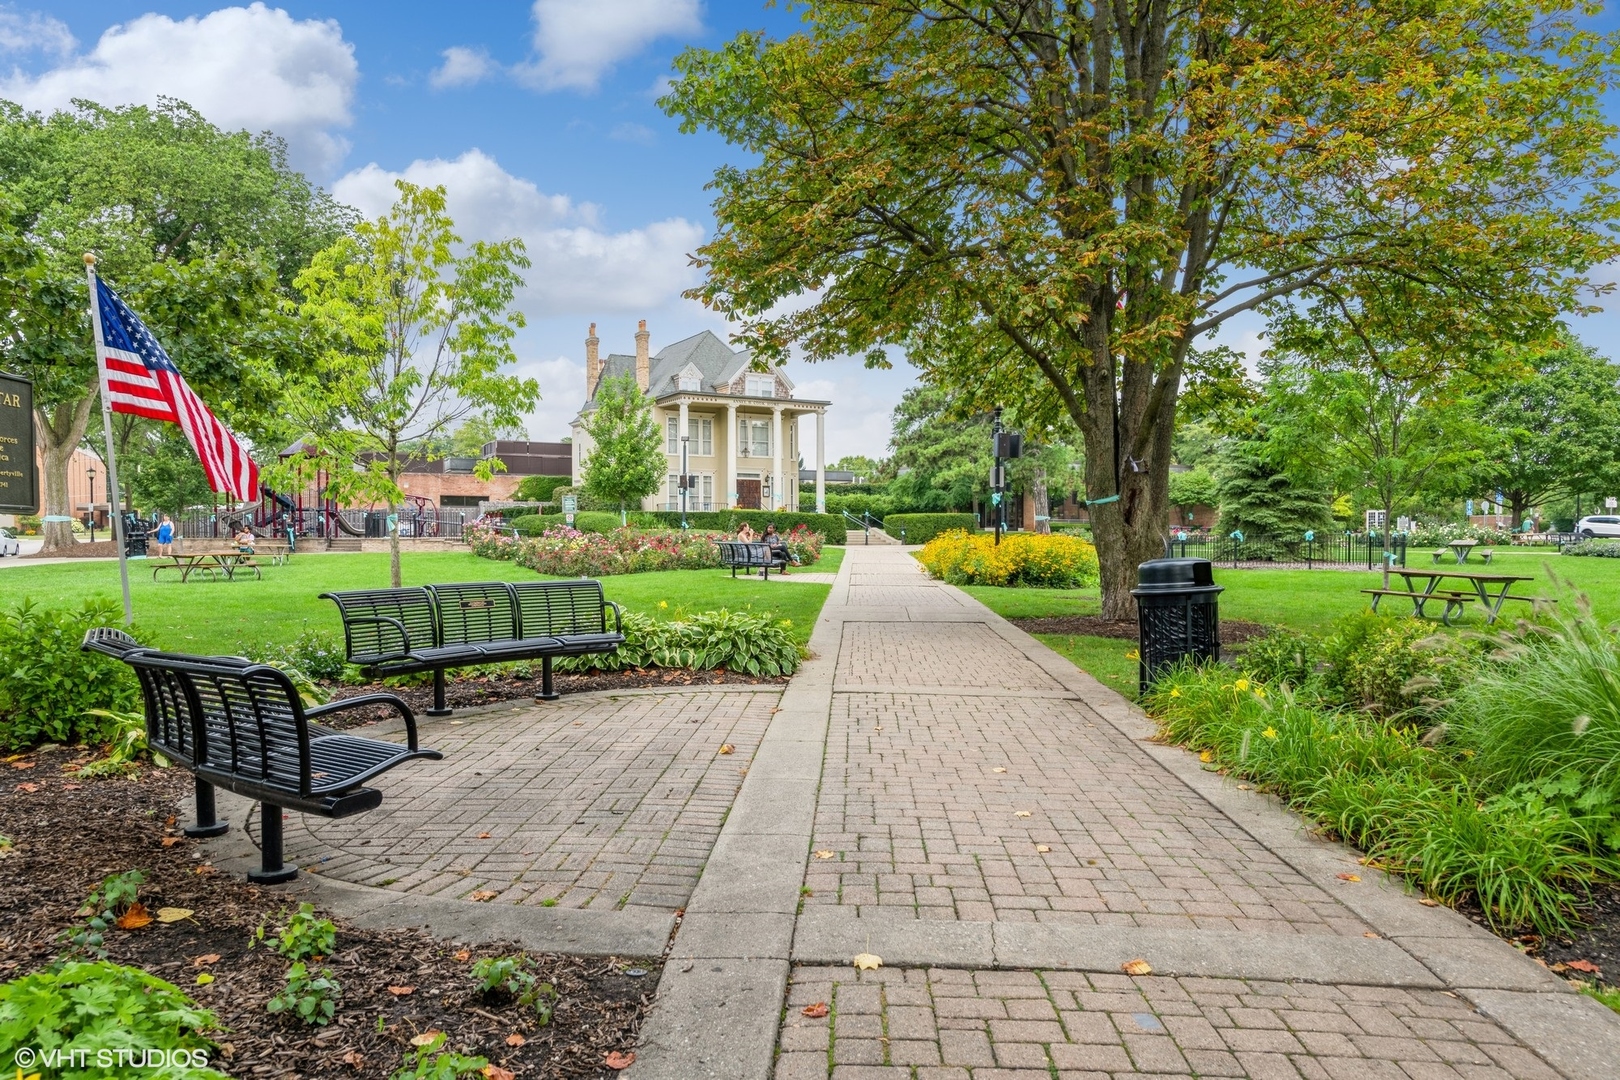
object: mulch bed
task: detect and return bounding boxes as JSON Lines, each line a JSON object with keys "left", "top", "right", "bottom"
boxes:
{"left": 322, "top": 667, "right": 790, "bottom": 725}
{"left": 1453, "top": 882, "right": 1620, "bottom": 991}
{"left": 0, "top": 747, "right": 661, "bottom": 1078}
{"left": 1009, "top": 615, "right": 1273, "bottom": 645}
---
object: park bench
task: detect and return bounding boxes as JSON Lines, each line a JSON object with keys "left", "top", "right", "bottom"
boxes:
{"left": 717, "top": 540, "right": 787, "bottom": 579}
{"left": 81, "top": 628, "right": 440, "bottom": 883}
{"left": 320, "top": 579, "right": 624, "bottom": 715}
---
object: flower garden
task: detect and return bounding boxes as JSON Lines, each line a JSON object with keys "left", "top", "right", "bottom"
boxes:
{"left": 916, "top": 529, "right": 1100, "bottom": 588}
{"left": 466, "top": 523, "right": 823, "bottom": 577}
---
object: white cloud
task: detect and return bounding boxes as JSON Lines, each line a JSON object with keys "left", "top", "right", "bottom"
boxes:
{"left": 0, "top": 9, "right": 75, "bottom": 57}
{"left": 0, "top": 3, "right": 357, "bottom": 174}
{"left": 609, "top": 121, "right": 655, "bottom": 145}
{"left": 430, "top": 45, "right": 497, "bottom": 89}
{"left": 332, "top": 148, "right": 703, "bottom": 317}
{"left": 515, "top": 0, "right": 702, "bottom": 92}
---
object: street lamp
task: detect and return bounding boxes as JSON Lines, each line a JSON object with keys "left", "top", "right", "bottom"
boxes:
{"left": 86, "top": 465, "right": 96, "bottom": 543}
{"left": 679, "top": 434, "right": 690, "bottom": 529}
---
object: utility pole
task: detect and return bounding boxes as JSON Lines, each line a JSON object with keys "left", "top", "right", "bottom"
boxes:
{"left": 992, "top": 408, "right": 1004, "bottom": 546}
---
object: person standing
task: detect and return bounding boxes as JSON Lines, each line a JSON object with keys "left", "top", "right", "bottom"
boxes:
{"left": 155, "top": 514, "right": 174, "bottom": 557}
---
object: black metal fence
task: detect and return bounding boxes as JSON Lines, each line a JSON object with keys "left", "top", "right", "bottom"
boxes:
{"left": 1162, "top": 531, "right": 1407, "bottom": 569}
{"left": 176, "top": 506, "right": 472, "bottom": 542}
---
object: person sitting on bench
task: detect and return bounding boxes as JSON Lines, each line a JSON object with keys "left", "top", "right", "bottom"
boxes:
{"left": 763, "top": 523, "right": 793, "bottom": 576}
{"left": 235, "top": 527, "right": 256, "bottom": 555}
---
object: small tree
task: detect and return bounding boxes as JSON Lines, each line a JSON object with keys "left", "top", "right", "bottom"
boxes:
{"left": 1215, "top": 436, "right": 1334, "bottom": 538}
{"left": 580, "top": 373, "right": 664, "bottom": 519}
{"left": 284, "top": 180, "right": 537, "bottom": 587}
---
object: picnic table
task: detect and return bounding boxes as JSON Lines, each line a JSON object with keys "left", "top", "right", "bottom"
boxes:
{"left": 151, "top": 550, "right": 262, "bottom": 582}
{"left": 1430, "top": 538, "right": 1494, "bottom": 565}
{"left": 1362, "top": 568, "right": 1539, "bottom": 626}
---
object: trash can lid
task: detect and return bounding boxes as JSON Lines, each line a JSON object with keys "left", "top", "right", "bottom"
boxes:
{"left": 1134, "top": 557, "right": 1215, "bottom": 590}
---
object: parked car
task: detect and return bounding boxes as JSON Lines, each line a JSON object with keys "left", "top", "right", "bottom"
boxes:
{"left": 0, "top": 527, "right": 17, "bottom": 556}
{"left": 1575, "top": 515, "right": 1620, "bottom": 538}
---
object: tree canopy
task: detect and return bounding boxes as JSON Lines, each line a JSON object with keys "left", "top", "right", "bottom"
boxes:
{"left": 662, "top": 0, "right": 1620, "bottom": 615}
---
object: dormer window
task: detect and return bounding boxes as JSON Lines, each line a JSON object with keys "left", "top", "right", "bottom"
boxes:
{"left": 678, "top": 373, "right": 700, "bottom": 391}
{"left": 745, "top": 374, "right": 775, "bottom": 398}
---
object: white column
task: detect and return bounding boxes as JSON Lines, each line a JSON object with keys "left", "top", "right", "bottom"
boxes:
{"left": 771, "top": 406, "right": 784, "bottom": 510}
{"left": 815, "top": 410, "right": 826, "bottom": 514}
{"left": 725, "top": 401, "right": 737, "bottom": 508}
{"left": 677, "top": 399, "right": 689, "bottom": 512}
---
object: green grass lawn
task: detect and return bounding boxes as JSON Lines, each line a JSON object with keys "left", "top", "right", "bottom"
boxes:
{"left": 5, "top": 552, "right": 832, "bottom": 655}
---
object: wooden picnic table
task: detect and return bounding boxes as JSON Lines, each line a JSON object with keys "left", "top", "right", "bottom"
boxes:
{"left": 1362, "top": 568, "right": 1539, "bottom": 626}
{"left": 152, "top": 550, "right": 262, "bottom": 582}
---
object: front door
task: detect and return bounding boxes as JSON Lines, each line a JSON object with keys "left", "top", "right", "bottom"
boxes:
{"left": 737, "top": 479, "right": 761, "bottom": 510}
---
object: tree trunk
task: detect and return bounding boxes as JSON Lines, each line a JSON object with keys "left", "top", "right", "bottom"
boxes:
{"left": 36, "top": 396, "right": 96, "bottom": 555}
{"left": 1030, "top": 465, "right": 1050, "bottom": 535}
{"left": 1507, "top": 491, "right": 1529, "bottom": 526}
{"left": 388, "top": 499, "right": 402, "bottom": 588}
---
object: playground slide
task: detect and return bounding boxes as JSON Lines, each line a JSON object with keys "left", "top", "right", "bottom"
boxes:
{"left": 332, "top": 513, "right": 366, "bottom": 536}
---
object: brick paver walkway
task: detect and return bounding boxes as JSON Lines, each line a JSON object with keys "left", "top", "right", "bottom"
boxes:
{"left": 776, "top": 966, "right": 1557, "bottom": 1080}
{"left": 286, "top": 688, "right": 777, "bottom": 909}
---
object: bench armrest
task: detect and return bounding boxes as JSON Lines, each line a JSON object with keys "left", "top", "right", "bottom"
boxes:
{"left": 305, "top": 693, "right": 423, "bottom": 751}
{"left": 339, "top": 615, "right": 413, "bottom": 660}
{"left": 603, "top": 599, "right": 623, "bottom": 634}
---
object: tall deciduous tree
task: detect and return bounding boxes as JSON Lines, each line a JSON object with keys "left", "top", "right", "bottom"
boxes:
{"left": 0, "top": 99, "right": 348, "bottom": 551}
{"left": 580, "top": 373, "right": 665, "bottom": 516}
{"left": 887, "top": 385, "right": 992, "bottom": 513}
{"left": 285, "top": 181, "right": 536, "bottom": 587}
{"left": 662, "top": 1, "right": 1619, "bottom": 615}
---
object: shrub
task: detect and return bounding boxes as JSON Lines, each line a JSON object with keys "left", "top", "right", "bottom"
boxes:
{"left": 514, "top": 475, "right": 574, "bottom": 502}
{"left": 917, "top": 530, "right": 1100, "bottom": 588}
{"left": 470, "top": 523, "right": 824, "bottom": 576}
{"left": 883, "top": 513, "right": 978, "bottom": 545}
{"left": 0, "top": 598, "right": 143, "bottom": 751}
{"left": 1238, "top": 628, "right": 1320, "bottom": 690}
{"left": 555, "top": 608, "right": 803, "bottom": 677}
{"left": 0, "top": 961, "right": 223, "bottom": 1078}
{"left": 1318, "top": 612, "right": 1474, "bottom": 715}
{"left": 1404, "top": 520, "right": 1515, "bottom": 546}
{"left": 1560, "top": 539, "right": 1620, "bottom": 557}
{"left": 642, "top": 510, "right": 847, "bottom": 544}
{"left": 246, "top": 629, "right": 348, "bottom": 683}
{"left": 470, "top": 955, "right": 557, "bottom": 1021}
{"left": 267, "top": 962, "right": 340, "bottom": 1026}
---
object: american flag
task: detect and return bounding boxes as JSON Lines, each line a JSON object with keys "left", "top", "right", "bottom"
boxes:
{"left": 94, "top": 277, "right": 259, "bottom": 501}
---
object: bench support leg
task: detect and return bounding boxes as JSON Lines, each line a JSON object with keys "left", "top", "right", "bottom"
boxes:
{"left": 537, "top": 655, "right": 560, "bottom": 702}
{"left": 249, "top": 803, "right": 298, "bottom": 885}
{"left": 183, "top": 776, "right": 229, "bottom": 838}
{"left": 427, "top": 669, "right": 451, "bottom": 717}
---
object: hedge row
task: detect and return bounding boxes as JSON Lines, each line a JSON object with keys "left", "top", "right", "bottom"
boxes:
{"left": 508, "top": 509, "right": 847, "bottom": 544}
{"left": 513, "top": 475, "right": 574, "bottom": 502}
{"left": 882, "top": 513, "right": 979, "bottom": 544}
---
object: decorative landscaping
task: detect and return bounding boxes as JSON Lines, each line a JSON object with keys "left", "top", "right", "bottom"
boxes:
{"left": 917, "top": 529, "right": 1099, "bottom": 588}
{"left": 467, "top": 523, "right": 823, "bottom": 577}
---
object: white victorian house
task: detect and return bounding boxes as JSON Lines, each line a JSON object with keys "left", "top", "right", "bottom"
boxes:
{"left": 570, "top": 321, "right": 831, "bottom": 512}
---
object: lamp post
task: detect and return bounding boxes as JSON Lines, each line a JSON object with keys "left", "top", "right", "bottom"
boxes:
{"left": 680, "top": 434, "right": 690, "bottom": 529}
{"left": 86, "top": 465, "right": 96, "bottom": 543}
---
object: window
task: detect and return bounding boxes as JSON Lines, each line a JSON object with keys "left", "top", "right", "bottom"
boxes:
{"left": 678, "top": 372, "right": 700, "bottom": 392}
{"left": 740, "top": 418, "right": 770, "bottom": 457}
{"left": 667, "top": 473, "right": 680, "bottom": 503}
{"left": 701, "top": 475, "right": 713, "bottom": 505}
{"left": 666, "top": 417, "right": 679, "bottom": 454}
{"left": 745, "top": 374, "right": 775, "bottom": 398}
{"left": 688, "top": 417, "right": 712, "bottom": 455}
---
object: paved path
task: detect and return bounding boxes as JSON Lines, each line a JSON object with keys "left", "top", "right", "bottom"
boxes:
{"left": 628, "top": 545, "right": 1620, "bottom": 1080}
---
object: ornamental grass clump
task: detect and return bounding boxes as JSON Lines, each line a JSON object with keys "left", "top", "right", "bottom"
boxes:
{"left": 918, "top": 529, "right": 1099, "bottom": 588}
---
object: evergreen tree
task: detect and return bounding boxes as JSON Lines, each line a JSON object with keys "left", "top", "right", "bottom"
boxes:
{"left": 580, "top": 373, "right": 665, "bottom": 516}
{"left": 1215, "top": 439, "right": 1334, "bottom": 538}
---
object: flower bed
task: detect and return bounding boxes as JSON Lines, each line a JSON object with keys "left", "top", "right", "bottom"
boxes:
{"left": 917, "top": 529, "right": 1099, "bottom": 588}
{"left": 466, "top": 524, "right": 822, "bottom": 577}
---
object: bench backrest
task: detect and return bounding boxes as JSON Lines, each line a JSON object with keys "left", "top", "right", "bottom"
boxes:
{"left": 320, "top": 587, "right": 438, "bottom": 664}
{"left": 718, "top": 541, "right": 770, "bottom": 564}
{"left": 126, "top": 652, "right": 313, "bottom": 795}
{"left": 427, "top": 582, "right": 521, "bottom": 646}
{"left": 512, "top": 580, "right": 609, "bottom": 637}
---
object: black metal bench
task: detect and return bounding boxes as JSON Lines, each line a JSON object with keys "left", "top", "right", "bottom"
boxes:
{"left": 82, "top": 629, "right": 441, "bottom": 883}
{"left": 717, "top": 541, "right": 786, "bottom": 579}
{"left": 320, "top": 579, "right": 624, "bottom": 715}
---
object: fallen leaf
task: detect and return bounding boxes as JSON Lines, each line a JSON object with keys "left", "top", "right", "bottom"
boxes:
{"left": 505, "top": 1033, "right": 526, "bottom": 1047}
{"left": 194, "top": 865, "right": 217, "bottom": 876}
{"left": 191, "top": 953, "right": 220, "bottom": 967}
{"left": 814, "top": 850, "right": 835, "bottom": 859}
{"left": 802, "top": 1001, "right": 830, "bottom": 1018}
{"left": 341, "top": 1050, "right": 365, "bottom": 1066}
{"left": 991, "top": 766, "right": 1007, "bottom": 773}
{"left": 1121, "top": 958, "right": 1153, "bottom": 976}
{"left": 604, "top": 1050, "right": 635, "bottom": 1070}
{"left": 14, "top": 782, "right": 37, "bottom": 793}
{"left": 1336, "top": 873, "right": 1361, "bottom": 883}
{"left": 1418, "top": 898, "right": 1441, "bottom": 907}
{"left": 1236, "top": 784, "right": 1251, "bottom": 790}
{"left": 1035, "top": 844, "right": 1051, "bottom": 853}
{"left": 154, "top": 907, "right": 193, "bottom": 923}
{"left": 161, "top": 836, "right": 182, "bottom": 847}
{"left": 10, "top": 761, "right": 34, "bottom": 770}
{"left": 470, "top": 890, "right": 498, "bottom": 902}
{"left": 195, "top": 973, "right": 214, "bottom": 985}
{"left": 483, "top": 1067, "right": 515, "bottom": 1080}
{"left": 718, "top": 744, "right": 735, "bottom": 755}
{"left": 410, "top": 1032, "right": 443, "bottom": 1048}
{"left": 852, "top": 953, "right": 882, "bottom": 971}
{"left": 165, "top": 815, "right": 176, "bottom": 827}
{"left": 60, "top": 783, "right": 80, "bottom": 791}
{"left": 116, "top": 903, "right": 152, "bottom": 930}
{"left": 1198, "top": 750, "right": 1214, "bottom": 763}
{"left": 1566, "top": 959, "right": 1601, "bottom": 974}
{"left": 453, "top": 949, "right": 472, "bottom": 962}
{"left": 477, "top": 832, "right": 492, "bottom": 839}
{"left": 1364, "top": 932, "right": 1381, "bottom": 939}
{"left": 1, "top": 753, "right": 20, "bottom": 762}
{"left": 387, "top": 985, "right": 415, "bottom": 996}
{"left": 1014, "top": 810, "right": 1032, "bottom": 818}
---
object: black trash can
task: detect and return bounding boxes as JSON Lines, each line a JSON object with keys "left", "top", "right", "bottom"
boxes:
{"left": 1133, "top": 558, "right": 1223, "bottom": 695}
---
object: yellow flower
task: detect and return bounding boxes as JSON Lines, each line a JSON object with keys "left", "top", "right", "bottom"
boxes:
{"left": 658, "top": 600, "right": 668, "bottom": 609}
{"left": 1253, "top": 686, "right": 1266, "bottom": 700}
{"left": 1262, "top": 726, "right": 1278, "bottom": 740}
{"left": 1233, "top": 677, "right": 1250, "bottom": 692}
{"left": 1168, "top": 687, "right": 1181, "bottom": 698}
{"left": 1125, "top": 649, "right": 1140, "bottom": 660}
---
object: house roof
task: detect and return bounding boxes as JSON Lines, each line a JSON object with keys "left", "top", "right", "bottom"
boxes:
{"left": 588, "top": 329, "right": 789, "bottom": 402}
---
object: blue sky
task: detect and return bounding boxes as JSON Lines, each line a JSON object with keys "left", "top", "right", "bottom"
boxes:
{"left": 11, "top": 3, "right": 1620, "bottom": 459}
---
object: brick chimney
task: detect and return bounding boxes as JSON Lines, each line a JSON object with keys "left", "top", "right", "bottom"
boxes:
{"left": 585, "top": 322, "right": 600, "bottom": 396}
{"left": 634, "top": 319, "right": 650, "bottom": 391}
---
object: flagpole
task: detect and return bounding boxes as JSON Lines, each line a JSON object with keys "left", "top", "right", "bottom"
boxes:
{"left": 84, "top": 254, "right": 134, "bottom": 626}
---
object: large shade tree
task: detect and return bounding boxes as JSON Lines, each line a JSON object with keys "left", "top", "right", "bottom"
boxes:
{"left": 662, "top": 0, "right": 1620, "bottom": 615}
{"left": 0, "top": 99, "right": 348, "bottom": 551}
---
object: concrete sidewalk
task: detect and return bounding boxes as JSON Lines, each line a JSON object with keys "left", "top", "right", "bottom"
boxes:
{"left": 628, "top": 544, "right": 1620, "bottom": 1080}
